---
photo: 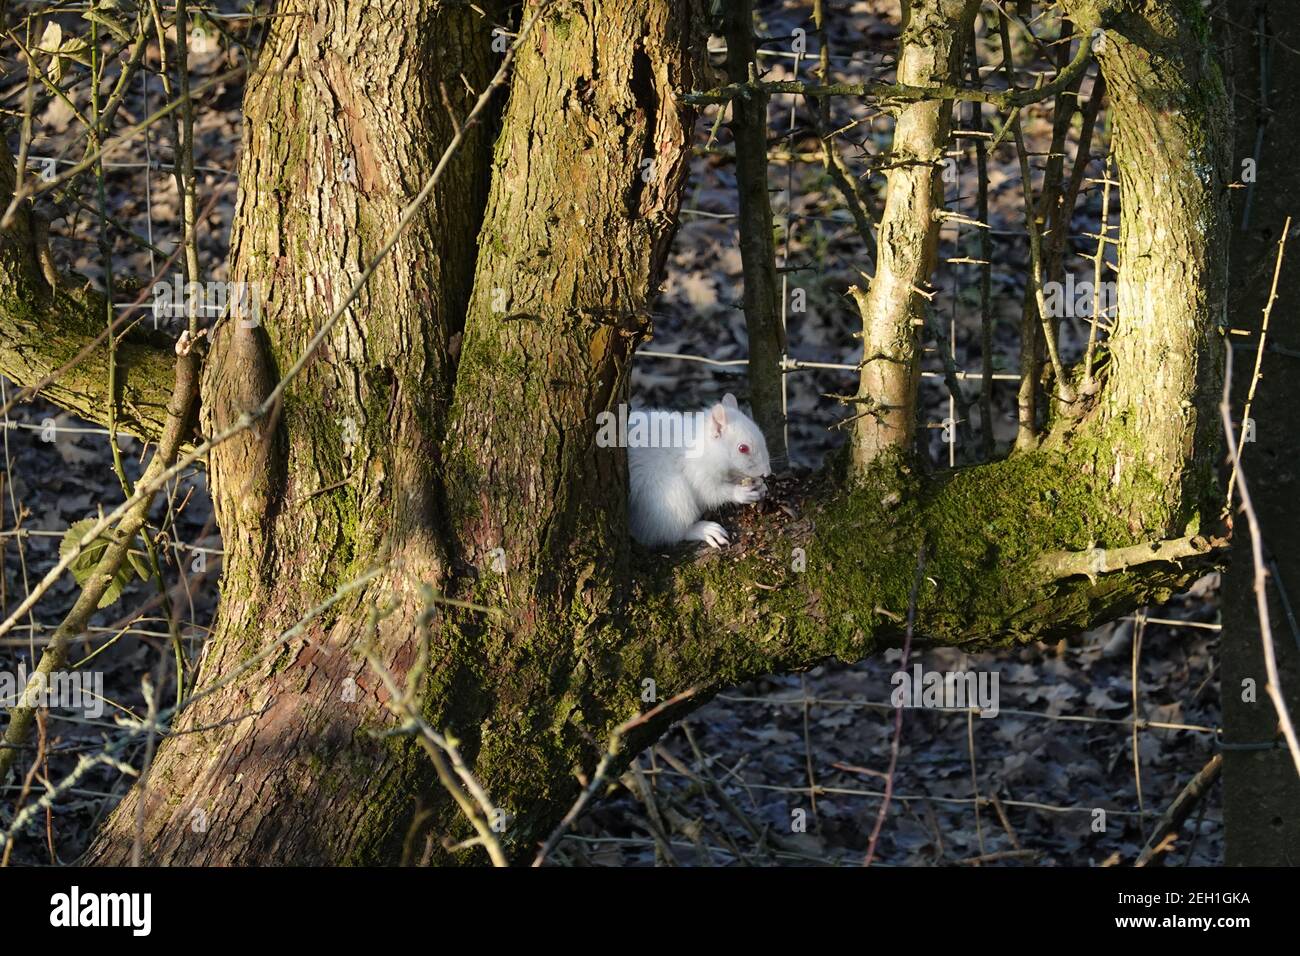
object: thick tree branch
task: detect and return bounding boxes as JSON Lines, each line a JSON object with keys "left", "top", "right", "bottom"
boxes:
{"left": 686, "top": 19, "right": 1097, "bottom": 110}
{"left": 0, "top": 291, "right": 178, "bottom": 441}
{"left": 0, "top": 135, "right": 176, "bottom": 441}
{"left": 627, "top": 448, "right": 1226, "bottom": 699}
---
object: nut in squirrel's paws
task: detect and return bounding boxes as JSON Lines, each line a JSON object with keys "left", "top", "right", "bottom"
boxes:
{"left": 733, "top": 476, "right": 766, "bottom": 505}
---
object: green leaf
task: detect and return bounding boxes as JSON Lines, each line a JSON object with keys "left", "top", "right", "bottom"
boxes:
{"left": 60, "top": 518, "right": 110, "bottom": 577}
{"left": 58, "top": 519, "right": 151, "bottom": 610}
{"left": 36, "top": 22, "right": 94, "bottom": 83}
{"left": 56, "top": 35, "right": 94, "bottom": 67}
{"left": 125, "top": 547, "right": 152, "bottom": 583}
{"left": 83, "top": 7, "right": 134, "bottom": 44}
{"left": 98, "top": 573, "right": 127, "bottom": 610}
{"left": 36, "top": 21, "right": 63, "bottom": 54}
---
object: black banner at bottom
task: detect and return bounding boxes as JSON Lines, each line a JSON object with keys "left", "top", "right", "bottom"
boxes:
{"left": 0, "top": 864, "right": 1282, "bottom": 944}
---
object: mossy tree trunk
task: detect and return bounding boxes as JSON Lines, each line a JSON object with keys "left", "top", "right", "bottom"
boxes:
{"left": 1078, "top": 0, "right": 1228, "bottom": 537}
{"left": 0, "top": 0, "right": 1235, "bottom": 864}
{"left": 89, "top": 0, "right": 508, "bottom": 863}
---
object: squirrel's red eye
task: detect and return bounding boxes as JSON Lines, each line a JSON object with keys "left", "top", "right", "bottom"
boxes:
{"left": 738, "top": 444, "right": 750, "bottom": 455}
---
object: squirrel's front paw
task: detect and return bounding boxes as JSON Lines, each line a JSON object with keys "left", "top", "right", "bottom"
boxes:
{"left": 732, "top": 480, "right": 765, "bottom": 505}
{"left": 686, "top": 520, "right": 730, "bottom": 548}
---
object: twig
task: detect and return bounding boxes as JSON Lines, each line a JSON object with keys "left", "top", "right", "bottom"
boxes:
{"left": 968, "top": 30, "right": 994, "bottom": 460}
{"left": 1037, "top": 534, "right": 1226, "bottom": 580}
{"left": 1134, "top": 753, "right": 1222, "bottom": 867}
{"left": 954, "top": 848, "right": 1039, "bottom": 865}
{"left": 1083, "top": 152, "right": 1113, "bottom": 390}
{"left": 966, "top": 708, "right": 985, "bottom": 858}
{"left": 1227, "top": 215, "right": 1289, "bottom": 502}
{"left": 1220, "top": 334, "right": 1300, "bottom": 778}
{"left": 0, "top": 344, "right": 198, "bottom": 780}
{"left": 362, "top": 598, "right": 509, "bottom": 867}
{"left": 1131, "top": 609, "right": 1147, "bottom": 839}
{"left": 686, "top": 25, "right": 1096, "bottom": 111}
{"left": 0, "top": 64, "right": 249, "bottom": 228}
{"left": 998, "top": 11, "right": 1075, "bottom": 442}
{"left": 808, "top": 0, "right": 877, "bottom": 263}
{"left": 990, "top": 792, "right": 1022, "bottom": 850}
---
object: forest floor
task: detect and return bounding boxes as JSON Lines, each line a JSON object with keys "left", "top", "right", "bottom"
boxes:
{"left": 0, "top": 0, "right": 1225, "bottom": 866}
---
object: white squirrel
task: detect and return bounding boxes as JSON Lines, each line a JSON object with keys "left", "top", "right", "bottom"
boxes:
{"left": 627, "top": 393, "right": 771, "bottom": 548}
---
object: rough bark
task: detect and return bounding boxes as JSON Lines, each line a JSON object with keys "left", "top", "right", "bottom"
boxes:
{"left": 86, "top": 0, "right": 716, "bottom": 865}
{"left": 848, "top": 0, "right": 980, "bottom": 471}
{"left": 88, "top": 0, "right": 503, "bottom": 863}
{"left": 1072, "top": 0, "right": 1229, "bottom": 536}
{"left": 435, "top": 0, "right": 711, "bottom": 854}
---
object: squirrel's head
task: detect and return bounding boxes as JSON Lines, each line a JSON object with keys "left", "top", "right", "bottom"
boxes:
{"left": 704, "top": 393, "right": 771, "bottom": 479}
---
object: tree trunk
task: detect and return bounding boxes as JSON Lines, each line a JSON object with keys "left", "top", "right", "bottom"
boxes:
{"left": 848, "top": 0, "right": 979, "bottom": 470}
{"left": 88, "top": 0, "right": 715, "bottom": 864}
{"left": 722, "top": 0, "right": 788, "bottom": 460}
{"left": 0, "top": 0, "right": 1233, "bottom": 865}
{"left": 88, "top": 0, "right": 505, "bottom": 864}
{"left": 1081, "top": 0, "right": 1228, "bottom": 537}
{"left": 1221, "top": 0, "right": 1300, "bottom": 866}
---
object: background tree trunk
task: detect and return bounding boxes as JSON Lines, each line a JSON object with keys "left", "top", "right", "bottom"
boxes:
{"left": 722, "top": 0, "right": 788, "bottom": 460}
{"left": 1221, "top": 0, "right": 1300, "bottom": 866}
{"left": 848, "top": 0, "right": 979, "bottom": 470}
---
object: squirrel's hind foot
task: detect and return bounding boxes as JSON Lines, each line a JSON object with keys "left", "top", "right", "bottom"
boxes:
{"left": 685, "top": 520, "right": 729, "bottom": 548}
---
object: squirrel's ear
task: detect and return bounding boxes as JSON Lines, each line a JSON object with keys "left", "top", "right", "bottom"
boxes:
{"left": 710, "top": 402, "right": 728, "bottom": 437}
{"left": 722, "top": 392, "right": 738, "bottom": 410}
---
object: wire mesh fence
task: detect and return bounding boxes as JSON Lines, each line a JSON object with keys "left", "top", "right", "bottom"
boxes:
{"left": 0, "top": 0, "right": 1264, "bottom": 866}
